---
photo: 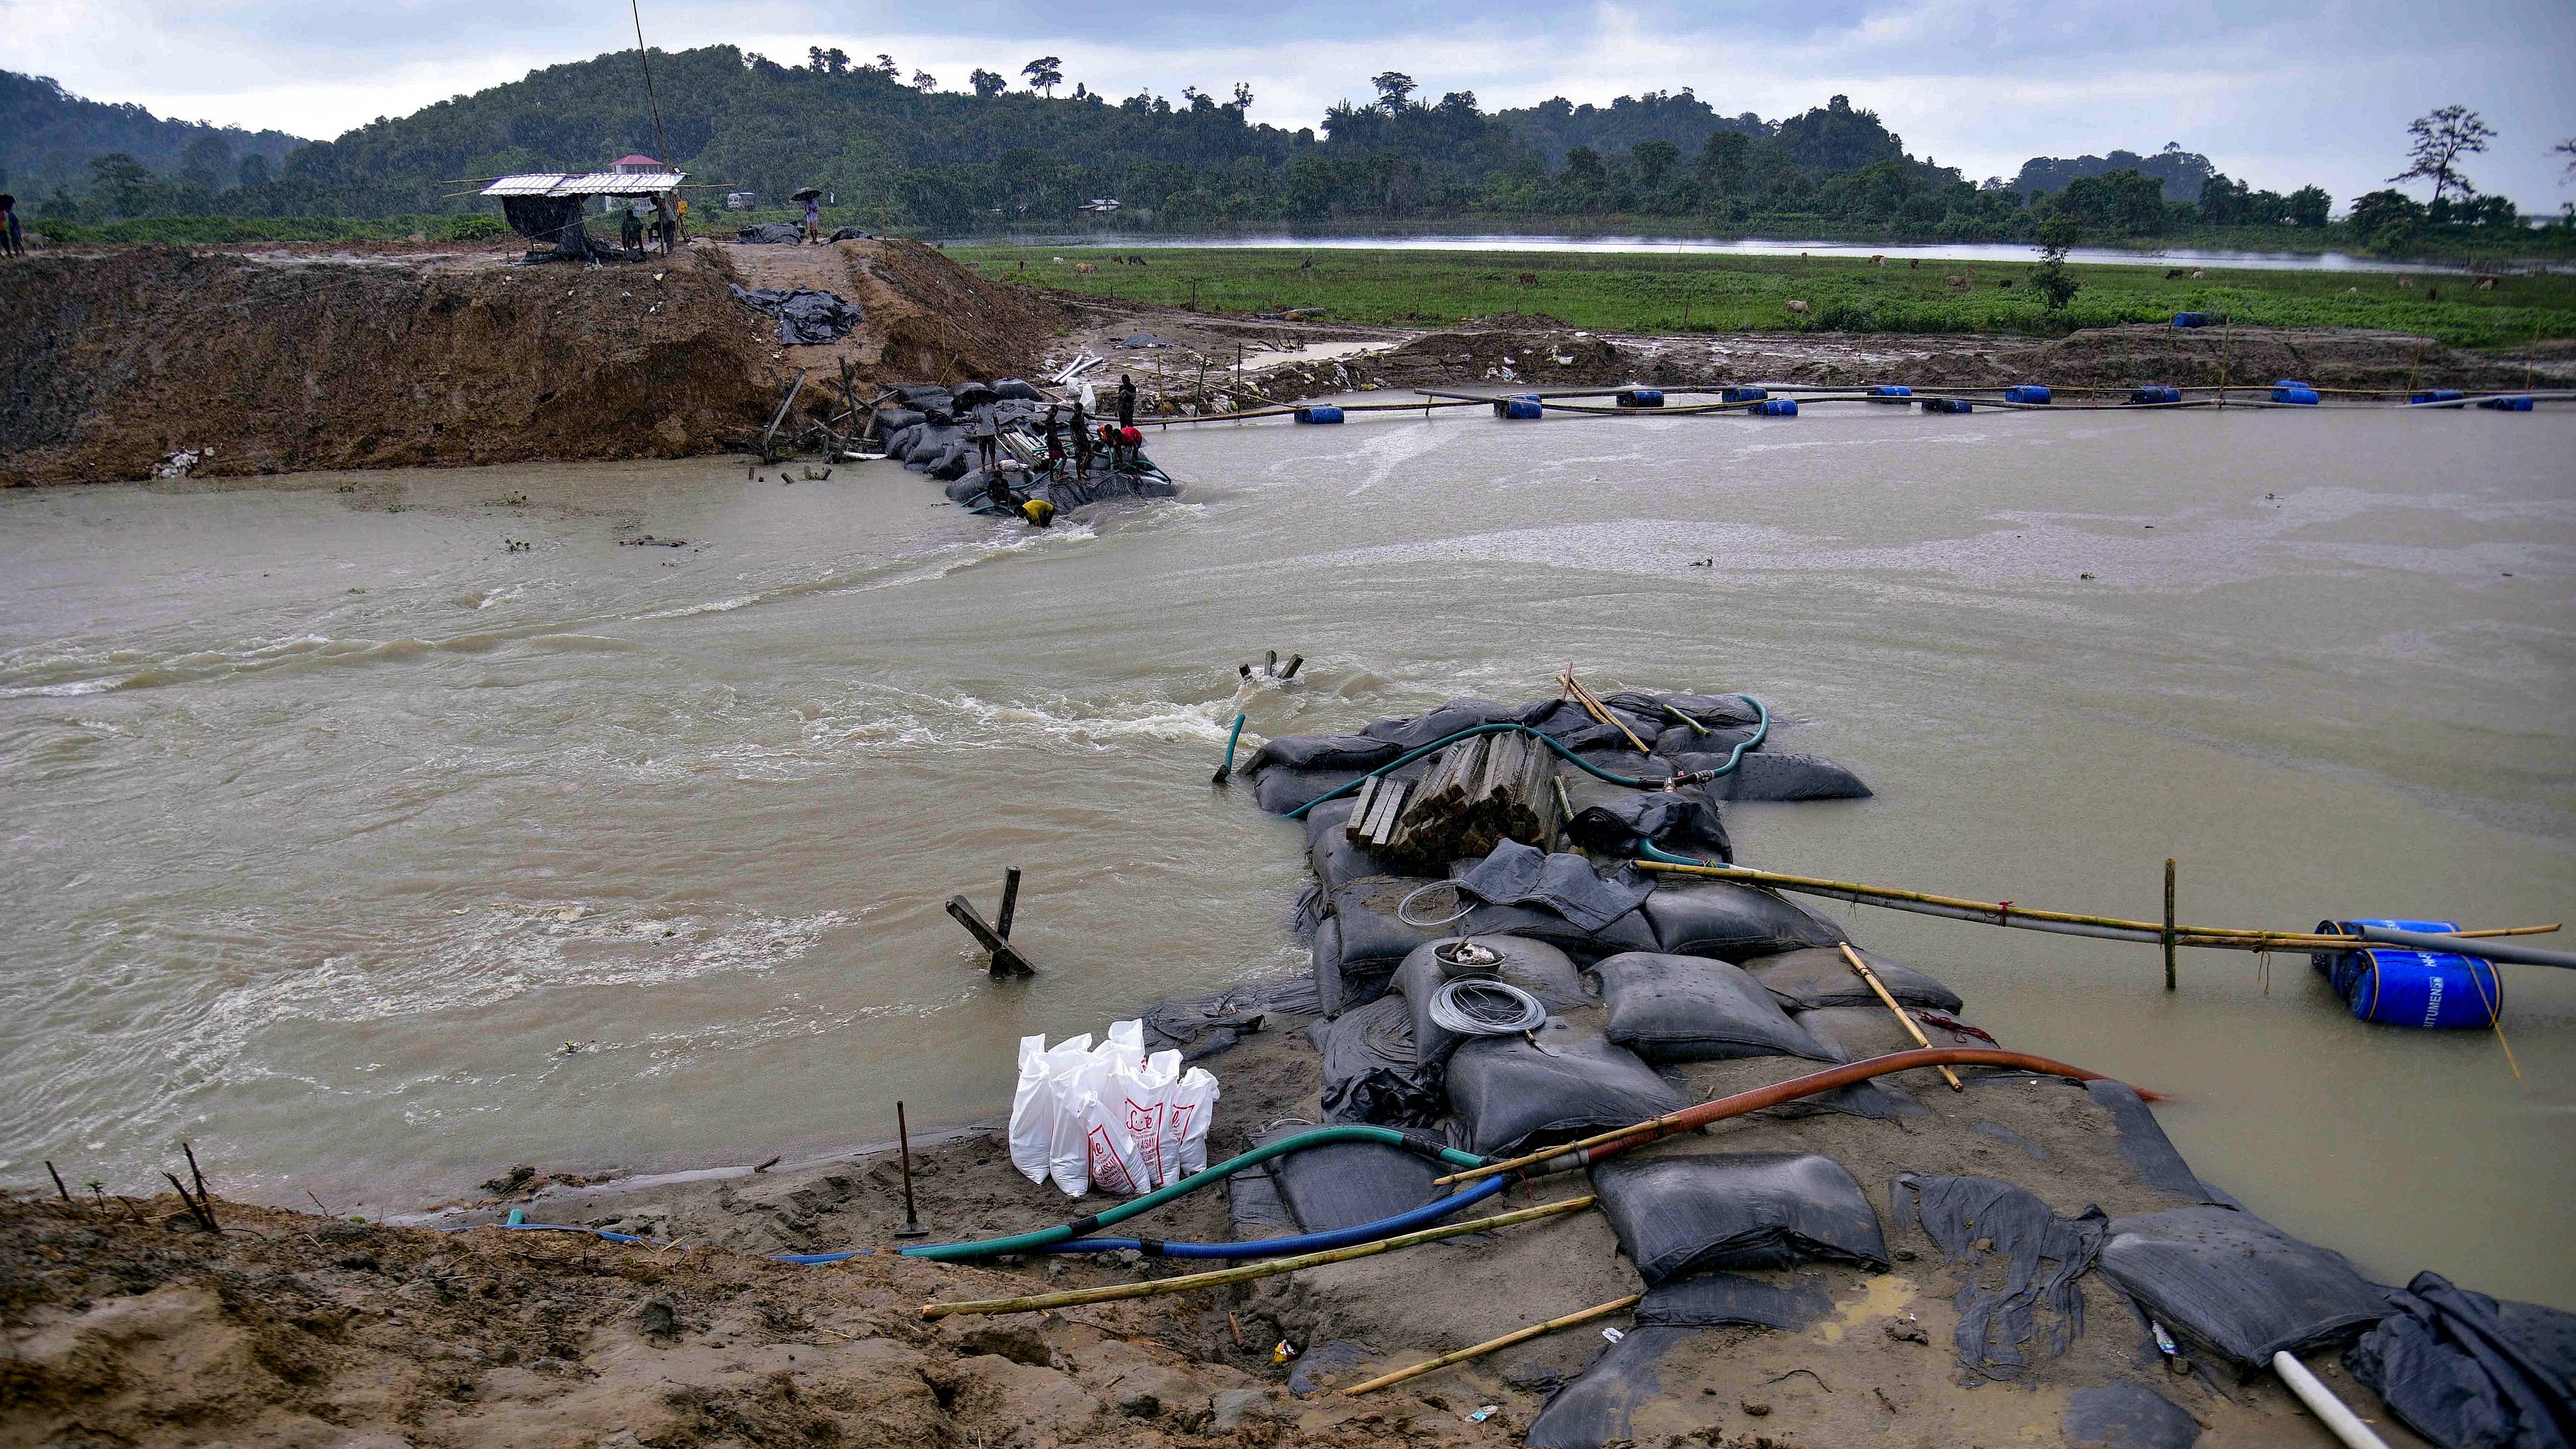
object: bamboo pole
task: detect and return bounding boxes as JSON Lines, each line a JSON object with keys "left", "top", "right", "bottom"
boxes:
{"left": 1839, "top": 944, "right": 1961, "bottom": 1091}
{"left": 1342, "top": 1294, "right": 1643, "bottom": 1396}
{"left": 1559, "top": 668, "right": 1650, "bottom": 755}
{"left": 1631, "top": 860, "right": 2553, "bottom": 955}
{"left": 2163, "top": 858, "right": 2178, "bottom": 991}
{"left": 919, "top": 1195, "right": 1595, "bottom": 1319}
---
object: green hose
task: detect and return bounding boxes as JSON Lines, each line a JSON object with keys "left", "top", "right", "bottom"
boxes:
{"left": 1284, "top": 695, "right": 1770, "bottom": 822}
{"left": 900, "top": 1125, "right": 1483, "bottom": 1261}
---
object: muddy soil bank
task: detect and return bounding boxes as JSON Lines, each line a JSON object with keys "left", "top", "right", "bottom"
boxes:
{"left": 9, "top": 984, "right": 2425, "bottom": 1449}
{"left": 0, "top": 239, "right": 1064, "bottom": 487}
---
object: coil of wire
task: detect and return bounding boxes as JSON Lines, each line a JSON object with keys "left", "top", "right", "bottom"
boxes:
{"left": 1426, "top": 976, "right": 1547, "bottom": 1036}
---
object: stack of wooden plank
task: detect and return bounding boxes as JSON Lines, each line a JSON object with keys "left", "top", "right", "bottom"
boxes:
{"left": 1345, "top": 733, "right": 1558, "bottom": 872}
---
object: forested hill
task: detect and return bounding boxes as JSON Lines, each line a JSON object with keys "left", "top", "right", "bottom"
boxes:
{"left": 0, "top": 71, "right": 304, "bottom": 202}
{"left": 14, "top": 49, "right": 2384, "bottom": 245}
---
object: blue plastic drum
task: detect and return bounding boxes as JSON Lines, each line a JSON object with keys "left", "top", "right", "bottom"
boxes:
{"left": 2005, "top": 385, "right": 2053, "bottom": 404}
{"left": 2310, "top": 919, "right": 2503, "bottom": 1029}
{"left": 1294, "top": 405, "right": 1345, "bottom": 424}
{"left": 1752, "top": 398, "right": 1799, "bottom": 417}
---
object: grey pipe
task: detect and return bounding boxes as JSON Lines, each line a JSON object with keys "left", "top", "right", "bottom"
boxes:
{"left": 2354, "top": 926, "right": 2576, "bottom": 972}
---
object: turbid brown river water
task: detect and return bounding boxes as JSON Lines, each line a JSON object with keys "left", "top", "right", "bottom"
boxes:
{"left": 4, "top": 404, "right": 2571, "bottom": 1307}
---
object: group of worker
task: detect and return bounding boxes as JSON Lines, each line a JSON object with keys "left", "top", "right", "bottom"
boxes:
{"left": 973, "top": 374, "right": 1147, "bottom": 524}
{"left": 618, "top": 193, "right": 684, "bottom": 256}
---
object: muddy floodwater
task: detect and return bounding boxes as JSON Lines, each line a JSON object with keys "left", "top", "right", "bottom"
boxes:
{"left": 4, "top": 405, "right": 2571, "bottom": 1307}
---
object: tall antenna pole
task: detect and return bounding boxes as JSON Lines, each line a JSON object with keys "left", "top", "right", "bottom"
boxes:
{"left": 630, "top": 0, "right": 670, "bottom": 168}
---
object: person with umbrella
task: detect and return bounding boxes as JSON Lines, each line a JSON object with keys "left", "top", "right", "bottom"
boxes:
{"left": 795, "top": 186, "right": 824, "bottom": 244}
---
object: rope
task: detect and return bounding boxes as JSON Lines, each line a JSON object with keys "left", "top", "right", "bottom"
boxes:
{"left": 1427, "top": 978, "right": 1547, "bottom": 1036}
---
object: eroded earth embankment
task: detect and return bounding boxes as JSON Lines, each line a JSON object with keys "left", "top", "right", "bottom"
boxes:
{"left": 0, "top": 239, "right": 1063, "bottom": 487}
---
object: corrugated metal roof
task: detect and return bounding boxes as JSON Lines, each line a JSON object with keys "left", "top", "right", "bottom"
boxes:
{"left": 481, "top": 170, "right": 685, "bottom": 197}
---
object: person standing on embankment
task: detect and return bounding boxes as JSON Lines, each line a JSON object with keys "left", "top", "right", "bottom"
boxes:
{"left": 1117, "top": 374, "right": 1137, "bottom": 430}
{"left": 0, "top": 194, "right": 21, "bottom": 258}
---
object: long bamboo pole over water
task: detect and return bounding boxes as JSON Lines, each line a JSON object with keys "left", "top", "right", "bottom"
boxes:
{"left": 1633, "top": 860, "right": 2556, "bottom": 957}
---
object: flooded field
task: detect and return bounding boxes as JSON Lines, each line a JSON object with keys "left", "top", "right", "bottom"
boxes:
{"left": 3, "top": 403, "right": 2571, "bottom": 1307}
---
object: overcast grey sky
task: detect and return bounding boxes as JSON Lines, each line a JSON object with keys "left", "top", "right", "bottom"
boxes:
{"left": 7, "top": 0, "right": 2573, "bottom": 210}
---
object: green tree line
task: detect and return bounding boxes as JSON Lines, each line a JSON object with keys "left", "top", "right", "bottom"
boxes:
{"left": 6, "top": 56, "right": 2563, "bottom": 258}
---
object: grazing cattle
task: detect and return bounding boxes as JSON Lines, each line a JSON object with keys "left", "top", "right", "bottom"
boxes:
{"left": 1997, "top": 278, "right": 2013, "bottom": 288}
{"left": 2190, "top": 268, "right": 2206, "bottom": 278}
{"left": 1944, "top": 274, "right": 1967, "bottom": 289}
{"left": 1870, "top": 254, "right": 1886, "bottom": 266}
{"left": 2476, "top": 276, "right": 2497, "bottom": 290}
{"left": 1073, "top": 262, "right": 1097, "bottom": 274}
{"left": 2399, "top": 276, "right": 2416, "bottom": 289}
{"left": 1785, "top": 299, "right": 1812, "bottom": 316}
{"left": 1517, "top": 271, "right": 1538, "bottom": 285}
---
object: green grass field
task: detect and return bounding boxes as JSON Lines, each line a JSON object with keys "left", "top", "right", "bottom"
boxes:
{"left": 952, "top": 245, "right": 2576, "bottom": 350}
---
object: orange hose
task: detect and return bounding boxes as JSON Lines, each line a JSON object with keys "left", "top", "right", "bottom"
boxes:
{"left": 1439, "top": 1047, "right": 2157, "bottom": 1185}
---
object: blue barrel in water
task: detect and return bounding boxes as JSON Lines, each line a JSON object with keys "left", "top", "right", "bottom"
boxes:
{"left": 1869, "top": 385, "right": 1913, "bottom": 402}
{"left": 1493, "top": 396, "right": 1545, "bottom": 420}
{"left": 1294, "top": 405, "right": 1345, "bottom": 424}
{"left": 1615, "top": 388, "right": 1665, "bottom": 408}
{"left": 2412, "top": 389, "right": 2465, "bottom": 405}
{"left": 1921, "top": 397, "right": 1973, "bottom": 414}
{"left": 2272, "top": 384, "right": 2321, "bottom": 405}
{"left": 1723, "top": 386, "right": 1769, "bottom": 404}
{"left": 2173, "top": 312, "right": 2213, "bottom": 328}
{"left": 2477, "top": 396, "right": 2535, "bottom": 412}
{"left": 2005, "top": 385, "right": 2053, "bottom": 404}
{"left": 2131, "top": 386, "right": 2184, "bottom": 405}
{"left": 2310, "top": 919, "right": 2502, "bottom": 1029}
{"left": 1752, "top": 398, "right": 1799, "bottom": 417}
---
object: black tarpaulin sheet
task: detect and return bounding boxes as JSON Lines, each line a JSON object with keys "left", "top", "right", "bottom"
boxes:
{"left": 1642, "top": 880, "right": 1845, "bottom": 962}
{"left": 728, "top": 283, "right": 864, "bottom": 344}
{"left": 1328, "top": 874, "right": 1658, "bottom": 974}
{"left": 501, "top": 195, "right": 602, "bottom": 258}
{"left": 1453, "top": 840, "right": 1651, "bottom": 932}
{"left": 1599, "top": 691, "right": 1764, "bottom": 730}
{"left": 2098, "top": 1205, "right": 2388, "bottom": 1368}
{"left": 1594, "top": 951, "right": 1837, "bottom": 1063}
{"left": 1893, "top": 1173, "right": 2107, "bottom": 1380}
{"left": 2085, "top": 1080, "right": 2236, "bottom": 1206}
{"left": 1242, "top": 732, "right": 1402, "bottom": 777}
{"left": 1684, "top": 750, "right": 1874, "bottom": 802}
{"left": 2063, "top": 1385, "right": 2202, "bottom": 1449}
{"left": 1591, "top": 1151, "right": 1888, "bottom": 1285}
{"left": 1526, "top": 1273, "right": 1832, "bottom": 1449}
{"left": 1796, "top": 1003, "right": 1992, "bottom": 1063}
{"left": 1359, "top": 698, "right": 1521, "bottom": 750}
{"left": 2344, "top": 1271, "right": 2576, "bottom": 1449}
{"left": 1742, "top": 946, "right": 1965, "bottom": 1014}
{"left": 1443, "top": 1019, "right": 1680, "bottom": 1158}
{"left": 1254, "top": 1124, "right": 1447, "bottom": 1234}
{"left": 1557, "top": 774, "right": 1733, "bottom": 860}
{"left": 1312, "top": 996, "right": 1441, "bottom": 1127}
{"left": 1392, "top": 933, "right": 1585, "bottom": 1067}
{"left": 736, "top": 222, "right": 803, "bottom": 243}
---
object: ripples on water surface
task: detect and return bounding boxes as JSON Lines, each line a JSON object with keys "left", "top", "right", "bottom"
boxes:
{"left": 3, "top": 406, "right": 2571, "bottom": 1305}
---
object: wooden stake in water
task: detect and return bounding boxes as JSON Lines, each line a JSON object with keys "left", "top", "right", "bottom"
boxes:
{"left": 2164, "top": 858, "right": 2179, "bottom": 992}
